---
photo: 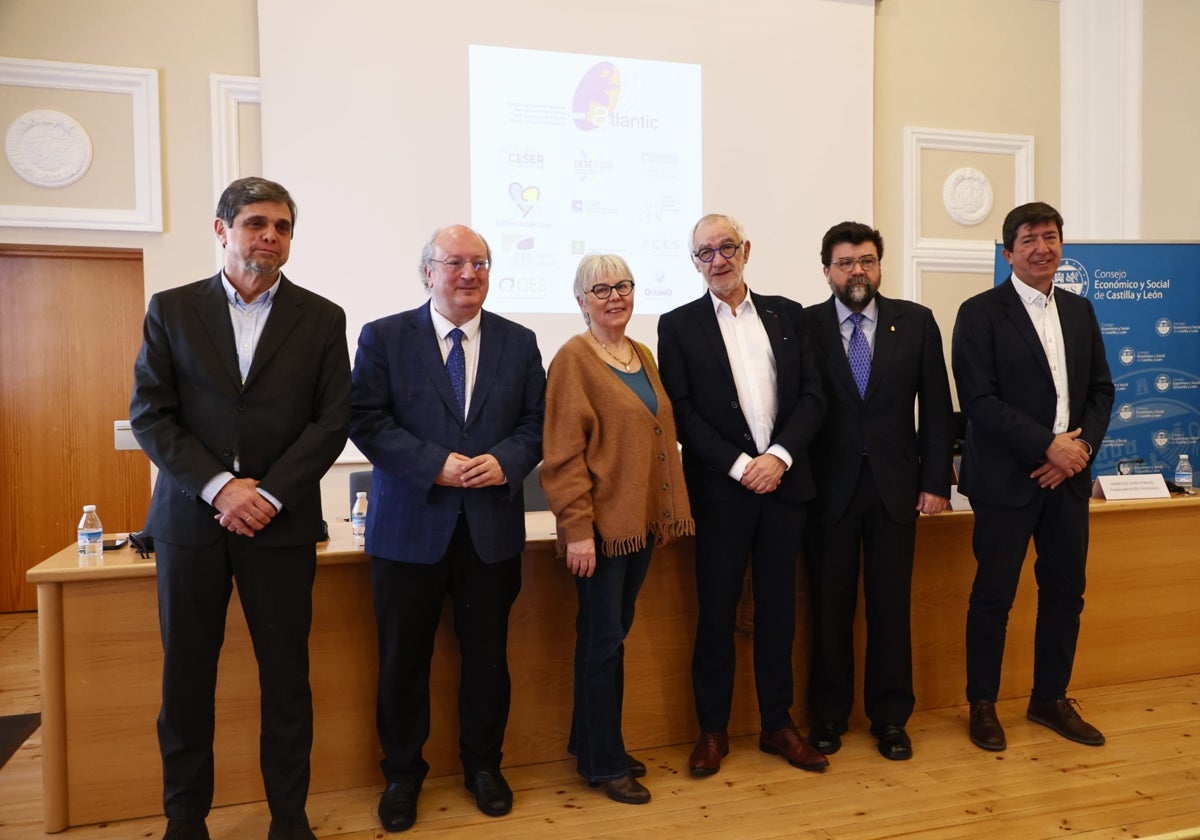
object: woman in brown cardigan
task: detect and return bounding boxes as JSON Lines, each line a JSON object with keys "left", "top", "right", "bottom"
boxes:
{"left": 540, "top": 253, "right": 693, "bottom": 805}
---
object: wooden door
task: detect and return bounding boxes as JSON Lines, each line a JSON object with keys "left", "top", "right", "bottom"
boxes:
{"left": 0, "top": 246, "right": 150, "bottom": 612}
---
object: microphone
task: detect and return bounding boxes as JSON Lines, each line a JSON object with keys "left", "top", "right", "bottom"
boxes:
{"left": 1116, "top": 458, "right": 1144, "bottom": 476}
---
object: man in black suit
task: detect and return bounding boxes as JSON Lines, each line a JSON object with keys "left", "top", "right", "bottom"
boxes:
{"left": 804, "top": 222, "right": 953, "bottom": 761}
{"left": 952, "top": 202, "right": 1114, "bottom": 752}
{"left": 658, "top": 213, "right": 828, "bottom": 777}
{"left": 130, "top": 177, "right": 351, "bottom": 840}
{"left": 349, "top": 224, "right": 545, "bottom": 832}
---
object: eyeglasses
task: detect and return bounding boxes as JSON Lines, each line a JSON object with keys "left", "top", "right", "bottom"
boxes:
{"left": 587, "top": 280, "right": 635, "bottom": 299}
{"left": 693, "top": 242, "right": 743, "bottom": 263}
{"left": 429, "top": 258, "right": 490, "bottom": 273}
{"left": 830, "top": 255, "right": 879, "bottom": 272}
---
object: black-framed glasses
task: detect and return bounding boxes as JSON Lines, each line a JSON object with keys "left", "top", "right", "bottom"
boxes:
{"left": 429, "top": 258, "right": 490, "bottom": 272}
{"left": 587, "top": 279, "right": 635, "bottom": 299}
{"left": 693, "top": 242, "right": 742, "bottom": 263}
{"left": 830, "top": 255, "right": 879, "bottom": 272}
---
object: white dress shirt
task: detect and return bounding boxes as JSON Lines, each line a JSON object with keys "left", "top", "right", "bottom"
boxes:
{"left": 1011, "top": 273, "right": 1071, "bottom": 434}
{"left": 710, "top": 290, "right": 793, "bottom": 480}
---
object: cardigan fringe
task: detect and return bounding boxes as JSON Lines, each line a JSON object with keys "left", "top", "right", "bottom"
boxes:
{"left": 593, "top": 516, "right": 696, "bottom": 560}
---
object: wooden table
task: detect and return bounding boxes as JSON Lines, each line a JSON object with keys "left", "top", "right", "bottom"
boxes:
{"left": 28, "top": 498, "right": 1200, "bottom": 831}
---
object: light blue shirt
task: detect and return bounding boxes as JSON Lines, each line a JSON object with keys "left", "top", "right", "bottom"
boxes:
{"left": 200, "top": 273, "right": 284, "bottom": 511}
{"left": 834, "top": 296, "right": 879, "bottom": 357}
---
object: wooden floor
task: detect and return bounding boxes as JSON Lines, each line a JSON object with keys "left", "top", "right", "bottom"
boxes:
{"left": 2, "top": 611, "right": 1199, "bottom": 840}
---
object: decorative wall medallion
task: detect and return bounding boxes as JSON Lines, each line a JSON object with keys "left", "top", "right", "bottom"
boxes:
{"left": 941, "top": 166, "right": 993, "bottom": 226}
{"left": 5, "top": 109, "right": 94, "bottom": 188}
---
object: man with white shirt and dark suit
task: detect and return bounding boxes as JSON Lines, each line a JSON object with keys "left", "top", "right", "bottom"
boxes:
{"left": 658, "top": 213, "right": 828, "bottom": 777}
{"left": 131, "top": 177, "right": 352, "bottom": 840}
{"left": 952, "top": 202, "right": 1113, "bottom": 752}
{"left": 803, "top": 221, "right": 953, "bottom": 762}
{"left": 349, "top": 224, "right": 545, "bottom": 832}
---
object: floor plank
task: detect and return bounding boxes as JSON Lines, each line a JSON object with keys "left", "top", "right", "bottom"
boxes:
{"left": 0, "top": 609, "right": 1197, "bottom": 840}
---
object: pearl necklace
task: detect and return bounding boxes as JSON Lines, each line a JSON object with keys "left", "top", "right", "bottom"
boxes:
{"left": 589, "top": 328, "right": 634, "bottom": 372}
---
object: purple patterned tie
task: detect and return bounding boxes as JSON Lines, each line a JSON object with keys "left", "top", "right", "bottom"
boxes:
{"left": 447, "top": 328, "right": 466, "bottom": 416}
{"left": 847, "top": 313, "right": 870, "bottom": 398}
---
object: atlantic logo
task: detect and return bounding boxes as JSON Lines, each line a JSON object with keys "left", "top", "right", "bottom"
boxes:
{"left": 572, "top": 61, "right": 660, "bottom": 132}
{"left": 1054, "top": 258, "right": 1090, "bottom": 298}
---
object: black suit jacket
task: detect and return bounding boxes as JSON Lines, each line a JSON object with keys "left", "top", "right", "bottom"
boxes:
{"left": 657, "top": 290, "right": 825, "bottom": 504}
{"left": 806, "top": 294, "right": 953, "bottom": 526}
{"left": 130, "top": 273, "right": 351, "bottom": 546}
{"left": 951, "top": 278, "right": 1114, "bottom": 506}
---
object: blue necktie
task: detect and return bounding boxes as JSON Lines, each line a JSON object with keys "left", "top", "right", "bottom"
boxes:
{"left": 447, "top": 328, "right": 466, "bottom": 416}
{"left": 847, "top": 313, "right": 871, "bottom": 398}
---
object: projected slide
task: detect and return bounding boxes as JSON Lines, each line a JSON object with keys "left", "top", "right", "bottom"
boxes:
{"left": 469, "top": 45, "right": 702, "bottom": 315}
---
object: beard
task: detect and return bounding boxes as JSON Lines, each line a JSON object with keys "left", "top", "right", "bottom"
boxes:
{"left": 244, "top": 254, "right": 282, "bottom": 275}
{"left": 834, "top": 278, "right": 877, "bottom": 310}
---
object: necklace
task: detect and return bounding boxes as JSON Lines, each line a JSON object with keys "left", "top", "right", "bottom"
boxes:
{"left": 589, "top": 328, "right": 634, "bottom": 372}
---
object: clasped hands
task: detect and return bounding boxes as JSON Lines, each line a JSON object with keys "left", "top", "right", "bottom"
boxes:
{"left": 213, "top": 477, "right": 277, "bottom": 537}
{"left": 1031, "top": 427, "right": 1091, "bottom": 489}
{"left": 741, "top": 453, "right": 786, "bottom": 494}
{"left": 436, "top": 452, "right": 507, "bottom": 488}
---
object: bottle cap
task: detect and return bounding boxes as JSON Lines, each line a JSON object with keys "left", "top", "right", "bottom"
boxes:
{"left": 83, "top": 504, "right": 96, "bottom": 512}
{"left": 356, "top": 491, "right": 367, "bottom": 498}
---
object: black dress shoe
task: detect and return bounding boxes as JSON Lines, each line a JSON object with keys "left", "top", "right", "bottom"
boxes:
{"left": 626, "top": 753, "right": 647, "bottom": 778}
{"left": 378, "top": 781, "right": 419, "bottom": 832}
{"left": 466, "top": 768, "right": 513, "bottom": 817}
{"left": 267, "top": 813, "right": 316, "bottom": 840}
{"left": 1027, "top": 697, "right": 1105, "bottom": 746}
{"left": 163, "top": 819, "right": 210, "bottom": 840}
{"left": 969, "top": 700, "right": 1007, "bottom": 751}
{"left": 599, "top": 773, "right": 651, "bottom": 805}
{"left": 810, "top": 720, "right": 847, "bottom": 755}
{"left": 872, "top": 724, "right": 913, "bottom": 761}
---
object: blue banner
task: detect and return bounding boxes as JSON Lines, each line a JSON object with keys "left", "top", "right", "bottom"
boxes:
{"left": 994, "top": 242, "right": 1200, "bottom": 479}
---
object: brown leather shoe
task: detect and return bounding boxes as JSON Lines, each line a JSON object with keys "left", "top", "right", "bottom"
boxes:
{"left": 969, "top": 700, "right": 1007, "bottom": 751}
{"left": 1027, "top": 697, "right": 1105, "bottom": 746}
{"left": 688, "top": 730, "right": 729, "bottom": 777}
{"left": 599, "top": 773, "right": 651, "bottom": 805}
{"left": 758, "top": 725, "right": 829, "bottom": 772}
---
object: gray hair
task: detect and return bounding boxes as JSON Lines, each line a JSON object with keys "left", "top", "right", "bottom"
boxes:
{"left": 573, "top": 253, "right": 634, "bottom": 304}
{"left": 215, "top": 177, "right": 297, "bottom": 231}
{"left": 417, "top": 225, "right": 493, "bottom": 288}
{"left": 689, "top": 213, "right": 747, "bottom": 251}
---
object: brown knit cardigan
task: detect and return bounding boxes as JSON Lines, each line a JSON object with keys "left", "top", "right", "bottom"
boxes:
{"left": 540, "top": 334, "right": 694, "bottom": 558}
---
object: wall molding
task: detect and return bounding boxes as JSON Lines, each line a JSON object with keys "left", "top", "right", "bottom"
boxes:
{"left": 0, "top": 56, "right": 162, "bottom": 231}
{"left": 210, "top": 74, "right": 261, "bottom": 202}
{"left": 902, "top": 127, "right": 1034, "bottom": 301}
{"left": 210, "top": 74, "right": 261, "bottom": 264}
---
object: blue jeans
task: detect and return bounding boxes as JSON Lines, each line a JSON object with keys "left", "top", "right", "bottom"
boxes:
{"left": 568, "top": 540, "right": 653, "bottom": 782}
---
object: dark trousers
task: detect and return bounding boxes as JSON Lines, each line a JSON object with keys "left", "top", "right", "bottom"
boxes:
{"left": 156, "top": 536, "right": 316, "bottom": 821}
{"left": 966, "top": 489, "right": 1089, "bottom": 703}
{"left": 371, "top": 515, "right": 522, "bottom": 786}
{"left": 568, "top": 540, "right": 653, "bottom": 783}
{"left": 692, "top": 493, "right": 805, "bottom": 733}
{"left": 807, "top": 457, "right": 916, "bottom": 729}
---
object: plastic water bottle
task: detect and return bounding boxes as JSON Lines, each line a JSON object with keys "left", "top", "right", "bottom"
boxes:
{"left": 1175, "top": 454, "right": 1193, "bottom": 492}
{"left": 77, "top": 505, "right": 103, "bottom": 558}
{"left": 351, "top": 491, "right": 368, "bottom": 546}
